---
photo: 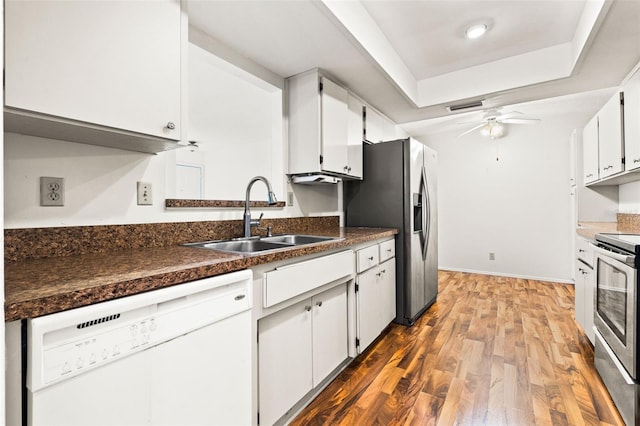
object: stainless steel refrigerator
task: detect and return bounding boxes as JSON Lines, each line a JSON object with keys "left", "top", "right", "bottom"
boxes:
{"left": 344, "top": 138, "right": 438, "bottom": 326}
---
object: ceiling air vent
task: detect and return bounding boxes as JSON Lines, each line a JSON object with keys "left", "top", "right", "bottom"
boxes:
{"left": 447, "top": 100, "right": 485, "bottom": 112}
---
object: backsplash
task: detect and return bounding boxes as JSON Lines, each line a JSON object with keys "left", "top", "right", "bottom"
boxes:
{"left": 5, "top": 216, "right": 340, "bottom": 262}
{"left": 617, "top": 213, "right": 640, "bottom": 232}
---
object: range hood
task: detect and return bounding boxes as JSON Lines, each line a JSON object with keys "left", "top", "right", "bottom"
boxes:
{"left": 290, "top": 174, "right": 341, "bottom": 185}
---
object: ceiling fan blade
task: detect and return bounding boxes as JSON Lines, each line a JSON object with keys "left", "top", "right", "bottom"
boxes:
{"left": 501, "top": 118, "right": 541, "bottom": 124}
{"left": 495, "top": 111, "right": 522, "bottom": 120}
{"left": 458, "top": 123, "right": 486, "bottom": 137}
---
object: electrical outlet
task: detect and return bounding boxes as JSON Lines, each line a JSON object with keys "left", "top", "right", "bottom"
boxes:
{"left": 489, "top": 252, "right": 495, "bottom": 261}
{"left": 40, "top": 177, "right": 64, "bottom": 206}
{"left": 137, "top": 182, "right": 153, "bottom": 205}
{"left": 287, "top": 191, "right": 294, "bottom": 206}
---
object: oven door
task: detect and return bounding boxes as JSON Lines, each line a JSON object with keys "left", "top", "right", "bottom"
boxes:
{"left": 592, "top": 243, "right": 638, "bottom": 378}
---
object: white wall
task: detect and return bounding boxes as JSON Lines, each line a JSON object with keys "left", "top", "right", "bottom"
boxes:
{"left": 419, "top": 116, "right": 575, "bottom": 282}
{"left": 619, "top": 180, "right": 640, "bottom": 212}
{"left": 4, "top": 133, "right": 341, "bottom": 229}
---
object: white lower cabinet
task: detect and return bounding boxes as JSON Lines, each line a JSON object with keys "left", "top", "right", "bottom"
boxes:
{"left": 258, "top": 284, "right": 348, "bottom": 426}
{"left": 355, "top": 239, "right": 396, "bottom": 354}
{"left": 575, "top": 236, "right": 595, "bottom": 343}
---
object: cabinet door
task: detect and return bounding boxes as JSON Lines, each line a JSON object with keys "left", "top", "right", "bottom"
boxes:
{"left": 320, "top": 78, "right": 349, "bottom": 175}
{"left": 312, "top": 284, "right": 348, "bottom": 386}
{"left": 347, "top": 94, "right": 364, "bottom": 179}
{"left": 583, "top": 266, "right": 595, "bottom": 344}
{"left": 356, "top": 267, "right": 381, "bottom": 353}
{"left": 598, "top": 92, "right": 624, "bottom": 178}
{"left": 574, "top": 261, "right": 586, "bottom": 330}
{"left": 379, "top": 258, "right": 397, "bottom": 327}
{"left": 624, "top": 71, "right": 640, "bottom": 171}
{"left": 5, "top": 0, "right": 181, "bottom": 140}
{"left": 259, "top": 299, "right": 313, "bottom": 426}
{"left": 583, "top": 115, "right": 599, "bottom": 183}
{"left": 365, "top": 107, "right": 396, "bottom": 143}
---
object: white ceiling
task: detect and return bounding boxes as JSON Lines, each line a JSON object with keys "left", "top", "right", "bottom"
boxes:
{"left": 360, "top": 0, "right": 585, "bottom": 79}
{"left": 188, "top": 0, "right": 640, "bottom": 133}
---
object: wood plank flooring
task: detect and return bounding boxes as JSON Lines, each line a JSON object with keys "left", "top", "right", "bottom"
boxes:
{"left": 291, "top": 271, "right": 624, "bottom": 426}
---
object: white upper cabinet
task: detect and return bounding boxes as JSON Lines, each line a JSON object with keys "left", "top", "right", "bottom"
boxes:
{"left": 598, "top": 92, "right": 624, "bottom": 179}
{"left": 5, "top": 0, "right": 182, "bottom": 148}
{"left": 583, "top": 116, "right": 599, "bottom": 184}
{"left": 365, "top": 106, "right": 397, "bottom": 143}
{"left": 320, "top": 78, "right": 350, "bottom": 175}
{"left": 624, "top": 70, "right": 640, "bottom": 171}
{"left": 347, "top": 94, "right": 365, "bottom": 179}
{"left": 287, "top": 69, "right": 362, "bottom": 179}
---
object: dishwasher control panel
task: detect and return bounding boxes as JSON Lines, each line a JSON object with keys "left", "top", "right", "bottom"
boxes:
{"left": 28, "top": 270, "right": 252, "bottom": 391}
{"left": 43, "top": 316, "right": 160, "bottom": 384}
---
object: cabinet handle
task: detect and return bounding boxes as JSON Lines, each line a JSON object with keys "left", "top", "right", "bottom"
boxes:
{"left": 604, "top": 165, "right": 613, "bottom": 170}
{"left": 344, "top": 166, "right": 349, "bottom": 171}
{"left": 634, "top": 158, "right": 640, "bottom": 164}
{"left": 304, "top": 305, "right": 312, "bottom": 312}
{"left": 376, "top": 272, "right": 382, "bottom": 277}
{"left": 165, "top": 121, "right": 176, "bottom": 130}
{"left": 586, "top": 174, "right": 593, "bottom": 178}
{"left": 368, "top": 256, "right": 374, "bottom": 261}
{"left": 381, "top": 269, "right": 386, "bottom": 274}
{"left": 316, "top": 301, "right": 323, "bottom": 307}
{"left": 387, "top": 249, "right": 392, "bottom": 253}
{"left": 348, "top": 166, "right": 352, "bottom": 172}
{"left": 578, "top": 249, "right": 585, "bottom": 253}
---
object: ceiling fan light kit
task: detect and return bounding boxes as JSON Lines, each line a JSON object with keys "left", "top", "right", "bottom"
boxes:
{"left": 480, "top": 121, "right": 505, "bottom": 139}
{"left": 458, "top": 109, "right": 540, "bottom": 139}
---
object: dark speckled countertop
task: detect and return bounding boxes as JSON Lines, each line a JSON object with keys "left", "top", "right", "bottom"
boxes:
{"left": 5, "top": 227, "right": 396, "bottom": 321}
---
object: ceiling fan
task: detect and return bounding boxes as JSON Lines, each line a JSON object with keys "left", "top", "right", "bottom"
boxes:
{"left": 458, "top": 109, "right": 541, "bottom": 139}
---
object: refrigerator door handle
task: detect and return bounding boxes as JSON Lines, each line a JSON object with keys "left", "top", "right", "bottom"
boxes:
{"left": 420, "top": 166, "right": 429, "bottom": 260}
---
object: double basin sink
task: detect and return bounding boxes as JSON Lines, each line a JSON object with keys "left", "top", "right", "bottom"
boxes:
{"left": 185, "top": 234, "right": 339, "bottom": 254}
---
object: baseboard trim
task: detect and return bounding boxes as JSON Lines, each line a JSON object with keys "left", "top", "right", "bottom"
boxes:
{"left": 438, "top": 267, "right": 574, "bottom": 285}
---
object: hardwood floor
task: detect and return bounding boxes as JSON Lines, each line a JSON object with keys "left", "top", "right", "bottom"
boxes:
{"left": 291, "top": 271, "right": 624, "bottom": 426}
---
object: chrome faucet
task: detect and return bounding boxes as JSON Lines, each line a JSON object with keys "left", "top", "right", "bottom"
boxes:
{"left": 243, "top": 176, "right": 278, "bottom": 238}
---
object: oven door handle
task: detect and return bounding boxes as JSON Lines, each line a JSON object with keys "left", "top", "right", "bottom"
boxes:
{"left": 590, "top": 243, "right": 636, "bottom": 265}
{"left": 593, "top": 327, "right": 634, "bottom": 385}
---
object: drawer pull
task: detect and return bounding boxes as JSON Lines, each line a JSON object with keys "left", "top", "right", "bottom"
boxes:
{"left": 304, "top": 305, "right": 312, "bottom": 312}
{"left": 368, "top": 256, "right": 374, "bottom": 261}
{"left": 234, "top": 294, "right": 246, "bottom": 301}
{"left": 316, "top": 301, "right": 323, "bottom": 307}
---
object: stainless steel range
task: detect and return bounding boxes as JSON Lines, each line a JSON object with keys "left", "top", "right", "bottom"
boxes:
{"left": 592, "top": 233, "right": 640, "bottom": 425}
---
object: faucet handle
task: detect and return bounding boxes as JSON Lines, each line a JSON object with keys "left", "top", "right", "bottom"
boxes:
{"left": 249, "top": 212, "right": 265, "bottom": 228}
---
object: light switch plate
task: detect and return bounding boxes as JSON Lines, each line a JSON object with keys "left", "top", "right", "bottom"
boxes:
{"left": 137, "top": 182, "right": 153, "bottom": 205}
{"left": 40, "top": 177, "right": 64, "bottom": 206}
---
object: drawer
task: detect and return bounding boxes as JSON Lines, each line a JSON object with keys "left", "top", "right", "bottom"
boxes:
{"left": 576, "top": 237, "right": 594, "bottom": 267}
{"left": 378, "top": 239, "right": 395, "bottom": 262}
{"left": 263, "top": 250, "right": 354, "bottom": 308}
{"left": 356, "top": 245, "right": 379, "bottom": 273}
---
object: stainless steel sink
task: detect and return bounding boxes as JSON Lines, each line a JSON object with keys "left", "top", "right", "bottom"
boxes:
{"left": 184, "top": 234, "right": 339, "bottom": 254}
{"left": 261, "top": 234, "right": 335, "bottom": 245}
{"left": 185, "top": 239, "right": 292, "bottom": 253}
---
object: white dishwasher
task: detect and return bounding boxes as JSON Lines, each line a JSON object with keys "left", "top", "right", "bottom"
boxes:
{"left": 25, "top": 269, "right": 253, "bottom": 426}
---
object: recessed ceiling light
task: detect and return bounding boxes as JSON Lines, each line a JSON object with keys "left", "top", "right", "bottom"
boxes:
{"left": 465, "top": 24, "right": 487, "bottom": 39}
